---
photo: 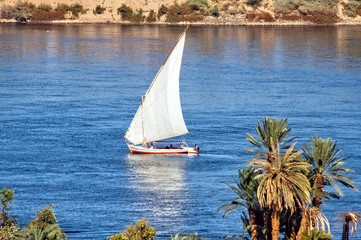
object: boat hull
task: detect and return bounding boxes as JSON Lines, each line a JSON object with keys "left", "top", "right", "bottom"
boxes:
{"left": 127, "top": 144, "right": 199, "bottom": 155}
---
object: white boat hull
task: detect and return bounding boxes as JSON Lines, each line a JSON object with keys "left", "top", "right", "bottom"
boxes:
{"left": 127, "top": 143, "right": 199, "bottom": 155}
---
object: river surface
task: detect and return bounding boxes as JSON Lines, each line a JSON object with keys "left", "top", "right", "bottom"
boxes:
{"left": 1, "top": 24, "right": 361, "bottom": 239}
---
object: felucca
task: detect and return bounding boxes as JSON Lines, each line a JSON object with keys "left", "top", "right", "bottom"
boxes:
{"left": 124, "top": 27, "right": 199, "bottom": 155}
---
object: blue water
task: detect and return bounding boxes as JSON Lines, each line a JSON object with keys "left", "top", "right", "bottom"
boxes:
{"left": 1, "top": 24, "right": 361, "bottom": 239}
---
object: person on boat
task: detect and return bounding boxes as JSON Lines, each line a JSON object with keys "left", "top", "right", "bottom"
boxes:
{"left": 179, "top": 142, "right": 184, "bottom": 149}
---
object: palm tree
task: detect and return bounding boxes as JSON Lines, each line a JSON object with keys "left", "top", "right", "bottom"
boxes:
{"left": 296, "top": 206, "right": 330, "bottom": 240}
{"left": 218, "top": 168, "right": 263, "bottom": 240}
{"left": 16, "top": 224, "right": 65, "bottom": 240}
{"left": 248, "top": 141, "right": 311, "bottom": 240}
{"left": 246, "top": 116, "right": 302, "bottom": 239}
{"left": 341, "top": 212, "right": 361, "bottom": 240}
{"left": 303, "top": 137, "right": 358, "bottom": 209}
{"left": 246, "top": 116, "right": 296, "bottom": 160}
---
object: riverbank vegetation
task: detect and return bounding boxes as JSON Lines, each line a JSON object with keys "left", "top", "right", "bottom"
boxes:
{"left": 1, "top": 117, "right": 360, "bottom": 239}
{"left": 0, "top": 188, "right": 66, "bottom": 239}
{"left": 0, "top": 2, "right": 87, "bottom": 22}
{"left": 0, "top": 0, "right": 361, "bottom": 24}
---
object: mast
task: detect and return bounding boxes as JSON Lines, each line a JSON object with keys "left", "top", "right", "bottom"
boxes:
{"left": 141, "top": 95, "right": 146, "bottom": 146}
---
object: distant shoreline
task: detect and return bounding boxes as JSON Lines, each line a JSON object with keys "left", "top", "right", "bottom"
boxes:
{"left": 1, "top": 17, "right": 361, "bottom": 26}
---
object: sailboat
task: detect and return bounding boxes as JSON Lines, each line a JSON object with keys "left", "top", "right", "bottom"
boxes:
{"left": 124, "top": 27, "right": 199, "bottom": 155}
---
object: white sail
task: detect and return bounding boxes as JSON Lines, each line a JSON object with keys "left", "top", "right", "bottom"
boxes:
{"left": 125, "top": 30, "right": 189, "bottom": 145}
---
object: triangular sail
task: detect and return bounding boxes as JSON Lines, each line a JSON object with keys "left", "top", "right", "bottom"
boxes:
{"left": 125, "top": 30, "right": 189, "bottom": 145}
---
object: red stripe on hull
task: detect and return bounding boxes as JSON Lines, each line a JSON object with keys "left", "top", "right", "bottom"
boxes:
{"left": 130, "top": 149, "right": 189, "bottom": 154}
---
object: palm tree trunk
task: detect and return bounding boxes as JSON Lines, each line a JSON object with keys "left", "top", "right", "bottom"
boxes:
{"left": 264, "top": 209, "right": 272, "bottom": 240}
{"left": 286, "top": 209, "right": 301, "bottom": 240}
{"left": 342, "top": 218, "right": 350, "bottom": 240}
{"left": 313, "top": 174, "right": 324, "bottom": 209}
{"left": 248, "top": 208, "right": 258, "bottom": 240}
{"left": 271, "top": 209, "right": 280, "bottom": 240}
{"left": 296, "top": 209, "right": 310, "bottom": 240}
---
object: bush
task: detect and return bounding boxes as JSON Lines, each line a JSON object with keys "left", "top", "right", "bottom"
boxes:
{"left": 274, "top": 0, "right": 301, "bottom": 13}
{"left": 303, "top": 10, "right": 339, "bottom": 23}
{"left": 166, "top": 3, "right": 190, "bottom": 22}
{"left": 298, "top": 1, "right": 326, "bottom": 14}
{"left": 146, "top": 9, "right": 157, "bottom": 22}
{"left": 16, "top": 204, "right": 66, "bottom": 240}
{"left": 55, "top": 3, "right": 70, "bottom": 13}
{"left": 247, "top": 0, "right": 263, "bottom": 7}
{"left": 36, "top": 3, "right": 52, "bottom": 12}
{"left": 157, "top": 4, "right": 168, "bottom": 19}
{"left": 132, "top": 8, "right": 145, "bottom": 23}
{"left": 0, "top": 188, "right": 18, "bottom": 239}
{"left": 165, "top": 3, "right": 204, "bottom": 22}
{"left": 108, "top": 219, "right": 156, "bottom": 240}
{"left": 94, "top": 5, "right": 106, "bottom": 15}
{"left": 209, "top": 5, "right": 220, "bottom": 17}
{"left": 117, "top": 4, "right": 133, "bottom": 20}
{"left": 0, "top": 5, "right": 15, "bottom": 19}
{"left": 343, "top": 0, "right": 361, "bottom": 17}
{"left": 12, "top": 2, "right": 33, "bottom": 23}
{"left": 187, "top": 0, "right": 208, "bottom": 11}
{"left": 69, "top": 3, "right": 87, "bottom": 17}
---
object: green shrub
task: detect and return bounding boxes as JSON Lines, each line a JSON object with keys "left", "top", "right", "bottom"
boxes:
{"left": 146, "top": 9, "right": 157, "bottom": 22}
{"left": 12, "top": 2, "right": 33, "bottom": 22}
{"left": 69, "top": 3, "right": 87, "bottom": 17}
{"left": 0, "top": 188, "right": 18, "bottom": 239}
{"left": 36, "top": 3, "right": 52, "bottom": 12}
{"left": 274, "top": 0, "right": 338, "bottom": 19}
{"left": 108, "top": 219, "right": 156, "bottom": 240}
{"left": 55, "top": 3, "right": 70, "bottom": 13}
{"left": 0, "top": 5, "right": 15, "bottom": 19}
{"left": 274, "top": 0, "right": 301, "bottom": 13}
{"left": 343, "top": 0, "right": 361, "bottom": 17}
{"left": 29, "top": 204, "right": 57, "bottom": 226}
{"left": 298, "top": 0, "right": 326, "bottom": 14}
{"left": 325, "top": 0, "right": 338, "bottom": 8}
{"left": 209, "top": 5, "right": 220, "bottom": 17}
{"left": 94, "top": 5, "right": 106, "bottom": 14}
{"left": 165, "top": 3, "right": 195, "bottom": 22}
{"left": 247, "top": 0, "right": 263, "bottom": 7}
{"left": 16, "top": 204, "right": 66, "bottom": 240}
{"left": 301, "top": 229, "right": 332, "bottom": 240}
{"left": 157, "top": 4, "right": 168, "bottom": 19}
{"left": 187, "top": 0, "right": 208, "bottom": 11}
{"left": 117, "top": 4, "right": 133, "bottom": 20}
{"left": 0, "top": 224, "right": 19, "bottom": 239}
{"left": 132, "top": 8, "right": 145, "bottom": 23}
{"left": 303, "top": 11, "right": 339, "bottom": 23}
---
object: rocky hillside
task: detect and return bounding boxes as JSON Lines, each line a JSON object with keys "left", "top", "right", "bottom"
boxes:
{"left": 1, "top": 0, "right": 361, "bottom": 24}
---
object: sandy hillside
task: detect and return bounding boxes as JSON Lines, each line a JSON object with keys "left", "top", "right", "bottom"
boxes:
{"left": 0, "top": 0, "right": 186, "bottom": 22}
